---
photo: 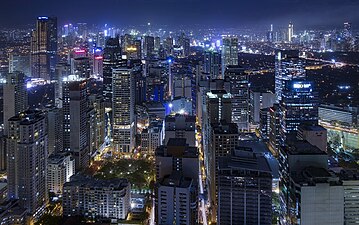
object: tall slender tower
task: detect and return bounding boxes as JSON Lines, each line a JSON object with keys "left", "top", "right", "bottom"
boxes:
{"left": 279, "top": 79, "right": 319, "bottom": 145}
{"left": 224, "top": 66, "right": 249, "bottom": 130}
{"left": 102, "top": 37, "right": 125, "bottom": 107}
{"left": 62, "top": 75, "right": 90, "bottom": 171}
{"left": 288, "top": 22, "right": 294, "bottom": 43}
{"left": 275, "top": 50, "right": 305, "bottom": 102}
{"left": 221, "top": 36, "right": 238, "bottom": 77}
{"left": 3, "top": 72, "right": 28, "bottom": 136}
{"left": 112, "top": 68, "right": 135, "bottom": 154}
{"left": 7, "top": 110, "right": 48, "bottom": 214}
{"left": 31, "top": 16, "right": 57, "bottom": 80}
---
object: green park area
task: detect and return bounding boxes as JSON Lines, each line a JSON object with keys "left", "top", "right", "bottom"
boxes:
{"left": 94, "top": 159, "right": 155, "bottom": 190}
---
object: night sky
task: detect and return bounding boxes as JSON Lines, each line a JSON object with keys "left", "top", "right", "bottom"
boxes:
{"left": 1, "top": 0, "right": 359, "bottom": 28}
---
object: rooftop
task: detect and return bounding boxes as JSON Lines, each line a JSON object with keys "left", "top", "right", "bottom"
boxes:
{"left": 284, "top": 140, "right": 325, "bottom": 155}
{"left": 9, "top": 109, "right": 45, "bottom": 125}
{"left": 293, "top": 167, "right": 341, "bottom": 186}
{"left": 48, "top": 153, "right": 73, "bottom": 164}
{"left": 156, "top": 139, "right": 198, "bottom": 158}
{"left": 167, "top": 138, "right": 187, "bottom": 146}
{"left": 212, "top": 122, "right": 239, "bottom": 135}
{"left": 298, "top": 125, "right": 326, "bottom": 132}
{"left": 160, "top": 172, "right": 193, "bottom": 188}
{"left": 207, "top": 90, "right": 232, "bottom": 99}
{"left": 218, "top": 147, "right": 272, "bottom": 174}
{"left": 64, "top": 174, "right": 129, "bottom": 191}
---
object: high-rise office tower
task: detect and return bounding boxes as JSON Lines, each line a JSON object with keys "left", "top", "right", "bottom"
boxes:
{"left": 156, "top": 173, "right": 198, "bottom": 225}
{"left": 268, "top": 103, "right": 281, "bottom": 156}
{"left": 278, "top": 140, "right": 343, "bottom": 225}
{"left": 288, "top": 22, "right": 294, "bottom": 43}
{"left": 203, "top": 51, "right": 211, "bottom": 74}
{"left": 208, "top": 122, "right": 239, "bottom": 221}
{"left": 275, "top": 49, "right": 306, "bottom": 102}
{"left": 217, "top": 147, "right": 272, "bottom": 225}
{"left": 89, "top": 94, "right": 106, "bottom": 152}
{"left": 143, "top": 36, "right": 155, "bottom": 59}
{"left": 155, "top": 138, "right": 199, "bottom": 224}
{"left": 93, "top": 48, "right": 103, "bottom": 77}
{"left": 221, "top": 36, "right": 238, "bottom": 77}
{"left": 259, "top": 107, "right": 271, "bottom": 140}
{"left": 8, "top": 54, "right": 31, "bottom": 75}
{"left": 203, "top": 51, "right": 220, "bottom": 79}
{"left": 54, "top": 63, "right": 71, "bottom": 108}
{"left": 121, "top": 34, "right": 134, "bottom": 51}
{"left": 178, "top": 34, "right": 190, "bottom": 57}
{"left": 154, "top": 36, "right": 161, "bottom": 52}
{"left": 164, "top": 114, "right": 196, "bottom": 146}
{"left": 112, "top": 68, "right": 135, "bottom": 154}
{"left": 267, "top": 24, "right": 274, "bottom": 42}
{"left": 249, "top": 89, "right": 276, "bottom": 124}
{"left": 206, "top": 90, "right": 232, "bottom": 124}
{"left": 7, "top": 110, "right": 48, "bottom": 214}
{"left": 164, "top": 37, "right": 174, "bottom": 57}
{"left": 279, "top": 80, "right": 319, "bottom": 144}
{"left": 103, "top": 37, "right": 124, "bottom": 106}
{"left": 3, "top": 72, "right": 28, "bottom": 136}
{"left": 31, "top": 16, "right": 57, "bottom": 80}
{"left": 72, "top": 48, "right": 91, "bottom": 78}
{"left": 155, "top": 138, "right": 199, "bottom": 182}
{"left": 225, "top": 66, "right": 249, "bottom": 130}
{"left": 343, "top": 22, "right": 352, "bottom": 38}
{"left": 46, "top": 106, "right": 63, "bottom": 155}
{"left": 62, "top": 75, "right": 90, "bottom": 171}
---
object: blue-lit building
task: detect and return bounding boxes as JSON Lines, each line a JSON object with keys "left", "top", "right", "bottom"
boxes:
{"left": 275, "top": 50, "right": 306, "bottom": 102}
{"left": 279, "top": 80, "right": 319, "bottom": 145}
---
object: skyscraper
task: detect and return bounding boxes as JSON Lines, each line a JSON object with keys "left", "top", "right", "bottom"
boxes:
{"left": 112, "top": 68, "right": 135, "bottom": 154}
{"left": 279, "top": 79, "right": 319, "bottom": 145}
{"left": 7, "top": 110, "right": 48, "bottom": 214}
{"left": 224, "top": 66, "right": 249, "bottom": 130}
{"left": 343, "top": 22, "right": 352, "bottom": 38}
{"left": 203, "top": 51, "right": 220, "bottom": 79}
{"left": 288, "top": 22, "right": 294, "bottom": 43}
{"left": 143, "top": 36, "right": 155, "bottom": 59}
{"left": 71, "top": 48, "right": 91, "bottom": 78}
{"left": 3, "top": 72, "right": 28, "bottom": 136}
{"left": 206, "top": 90, "right": 232, "bottom": 125}
{"left": 275, "top": 49, "right": 306, "bottom": 102}
{"left": 46, "top": 106, "right": 63, "bottom": 155}
{"left": 164, "top": 114, "right": 196, "bottom": 146}
{"left": 156, "top": 173, "right": 198, "bottom": 225}
{"left": 31, "top": 16, "right": 57, "bottom": 80}
{"left": 62, "top": 75, "right": 90, "bottom": 171}
{"left": 278, "top": 140, "right": 343, "bottom": 225}
{"left": 221, "top": 36, "right": 238, "bottom": 77}
{"left": 217, "top": 147, "right": 272, "bottom": 225}
{"left": 155, "top": 139, "right": 199, "bottom": 225}
{"left": 102, "top": 37, "right": 124, "bottom": 106}
{"left": 208, "top": 122, "right": 239, "bottom": 220}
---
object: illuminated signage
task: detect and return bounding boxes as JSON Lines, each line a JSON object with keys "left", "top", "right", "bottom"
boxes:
{"left": 293, "top": 83, "right": 311, "bottom": 89}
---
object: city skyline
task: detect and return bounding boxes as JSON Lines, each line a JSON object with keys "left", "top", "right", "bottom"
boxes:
{"left": 0, "top": 2, "right": 359, "bottom": 224}
{"left": 1, "top": 0, "right": 359, "bottom": 29}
